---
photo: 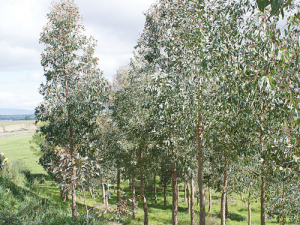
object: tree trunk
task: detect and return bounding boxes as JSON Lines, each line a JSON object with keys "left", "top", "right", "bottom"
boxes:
{"left": 141, "top": 173, "right": 148, "bottom": 225}
{"left": 208, "top": 187, "right": 211, "bottom": 213}
{"left": 65, "top": 64, "right": 77, "bottom": 220}
{"left": 154, "top": 173, "right": 157, "bottom": 204}
{"left": 184, "top": 181, "right": 187, "bottom": 203}
{"left": 71, "top": 149, "right": 77, "bottom": 219}
{"left": 164, "top": 181, "right": 167, "bottom": 206}
{"left": 88, "top": 186, "right": 95, "bottom": 199}
{"left": 132, "top": 178, "right": 136, "bottom": 219}
{"left": 197, "top": 112, "right": 205, "bottom": 225}
{"left": 190, "top": 176, "right": 195, "bottom": 225}
{"left": 260, "top": 130, "right": 266, "bottom": 225}
{"left": 117, "top": 168, "right": 121, "bottom": 213}
{"left": 248, "top": 186, "right": 251, "bottom": 225}
{"left": 261, "top": 175, "right": 265, "bottom": 225}
{"left": 221, "top": 158, "right": 228, "bottom": 225}
{"left": 171, "top": 162, "right": 178, "bottom": 225}
{"left": 187, "top": 182, "right": 190, "bottom": 214}
{"left": 105, "top": 180, "right": 109, "bottom": 207}
{"left": 280, "top": 184, "right": 286, "bottom": 225}
{"left": 102, "top": 179, "right": 106, "bottom": 205}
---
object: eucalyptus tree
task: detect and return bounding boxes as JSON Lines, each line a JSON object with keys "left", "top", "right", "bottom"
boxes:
{"left": 112, "top": 60, "right": 157, "bottom": 224}
{"left": 36, "top": 0, "right": 108, "bottom": 219}
{"left": 239, "top": 7, "right": 300, "bottom": 224}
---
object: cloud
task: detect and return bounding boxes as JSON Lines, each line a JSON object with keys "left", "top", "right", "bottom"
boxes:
{"left": 21, "top": 72, "right": 45, "bottom": 83}
{"left": 0, "top": 0, "right": 156, "bottom": 109}
{"left": 0, "top": 91, "right": 42, "bottom": 110}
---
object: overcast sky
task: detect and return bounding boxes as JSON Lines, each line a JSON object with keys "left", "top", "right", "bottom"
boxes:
{"left": 0, "top": 0, "right": 156, "bottom": 110}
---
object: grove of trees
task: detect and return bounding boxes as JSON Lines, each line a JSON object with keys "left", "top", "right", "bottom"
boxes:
{"left": 36, "top": 0, "right": 300, "bottom": 224}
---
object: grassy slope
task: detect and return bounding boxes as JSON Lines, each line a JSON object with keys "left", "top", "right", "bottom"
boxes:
{"left": 0, "top": 120, "right": 280, "bottom": 224}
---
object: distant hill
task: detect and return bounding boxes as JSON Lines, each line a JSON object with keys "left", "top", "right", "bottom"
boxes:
{"left": 0, "top": 108, "right": 34, "bottom": 115}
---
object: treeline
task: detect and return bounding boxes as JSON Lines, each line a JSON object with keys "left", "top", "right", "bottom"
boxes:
{"left": 35, "top": 0, "right": 300, "bottom": 225}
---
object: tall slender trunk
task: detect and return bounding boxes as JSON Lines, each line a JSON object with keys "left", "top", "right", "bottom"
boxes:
{"left": 221, "top": 157, "right": 228, "bottom": 225}
{"left": 184, "top": 181, "right": 187, "bottom": 203}
{"left": 70, "top": 128, "right": 77, "bottom": 219}
{"left": 141, "top": 173, "right": 148, "bottom": 225}
{"left": 190, "top": 176, "right": 195, "bottom": 225}
{"left": 248, "top": 185, "right": 251, "bottom": 225}
{"left": 172, "top": 162, "right": 178, "bottom": 225}
{"left": 117, "top": 168, "right": 121, "bottom": 213}
{"left": 187, "top": 182, "right": 190, "bottom": 214}
{"left": 280, "top": 184, "right": 286, "bottom": 225}
{"left": 140, "top": 150, "right": 148, "bottom": 225}
{"left": 102, "top": 179, "right": 106, "bottom": 205}
{"left": 64, "top": 68, "right": 77, "bottom": 220}
{"left": 261, "top": 175, "right": 265, "bottom": 225}
{"left": 105, "top": 178, "right": 109, "bottom": 207}
{"left": 164, "top": 181, "right": 167, "bottom": 206}
{"left": 208, "top": 187, "right": 212, "bottom": 213}
{"left": 260, "top": 131, "right": 265, "bottom": 225}
{"left": 197, "top": 111, "right": 205, "bottom": 225}
{"left": 132, "top": 178, "right": 136, "bottom": 219}
{"left": 154, "top": 173, "right": 157, "bottom": 204}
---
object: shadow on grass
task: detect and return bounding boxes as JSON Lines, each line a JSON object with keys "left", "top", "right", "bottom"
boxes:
{"left": 213, "top": 211, "right": 246, "bottom": 222}
{"left": 238, "top": 207, "right": 259, "bottom": 213}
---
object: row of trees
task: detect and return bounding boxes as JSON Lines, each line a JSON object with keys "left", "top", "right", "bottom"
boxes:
{"left": 36, "top": 0, "right": 300, "bottom": 225}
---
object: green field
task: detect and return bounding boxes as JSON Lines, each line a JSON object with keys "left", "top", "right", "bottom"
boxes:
{"left": 0, "top": 120, "right": 45, "bottom": 174}
{"left": 0, "top": 120, "right": 280, "bottom": 224}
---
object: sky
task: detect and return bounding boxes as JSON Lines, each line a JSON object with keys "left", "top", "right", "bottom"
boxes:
{"left": 0, "top": 0, "right": 156, "bottom": 110}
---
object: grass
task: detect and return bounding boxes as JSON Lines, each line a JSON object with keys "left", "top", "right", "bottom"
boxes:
{"left": 0, "top": 129, "right": 45, "bottom": 174}
{"left": 0, "top": 119, "right": 283, "bottom": 224}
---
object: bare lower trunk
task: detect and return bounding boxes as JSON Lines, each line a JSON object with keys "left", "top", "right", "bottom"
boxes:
{"left": 154, "top": 173, "right": 157, "bottom": 204}
{"left": 280, "top": 184, "right": 286, "bottom": 225}
{"left": 172, "top": 162, "right": 178, "bottom": 225}
{"left": 184, "top": 181, "right": 187, "bottom": 203}
{"left": 117, "top": 168, "right": 121, "bottom": 213}
{"left": 197, "top": 112, "right": 205, "bottom": 225}
{"left": 141, "top": 174, "right": 148, "bottom": 225}
{"left": 187, "top": 182, "right": 190, "bottom": 214}
{"left": 261, "top": 175, "right": 265, "bottom": 225}
{"left": 71, "top": 153, "right": 77, "bottom": 219}
{"left": 208, "top": 187, "right": 211, "bottom": 213}
{"left": 102, "top": 179, "right": 106, "bottom": 205}
{"left": 221, "top": 158, "right": 228, "bottom": 225}
{"left": 190, "top": 176, "right": 195, "bottom": 225}
{"left": 105, "top": 181, "right": 109, "bottom": 207}
{"left": 260, "top": 131, "right": 265, "bottom": 225}
{"left": 88, "top": 187, "right": 95, "bottom": 199}
{"left": 248, "top": 186, "right": 251, "bottom": 225}
{"left": 164, "top": 182, "right": 167, "bottom": 206}
{"left": 132, "top": 178, "right": 136, "bottom": 219}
